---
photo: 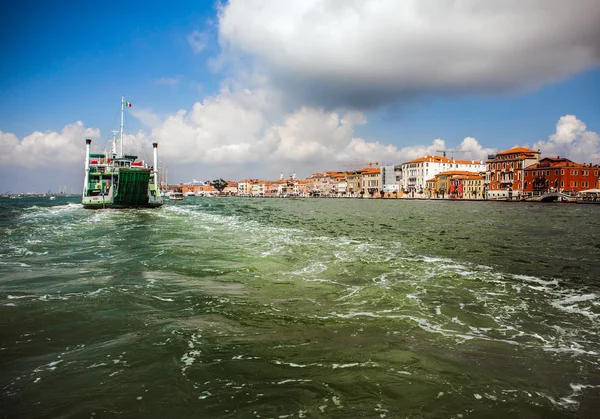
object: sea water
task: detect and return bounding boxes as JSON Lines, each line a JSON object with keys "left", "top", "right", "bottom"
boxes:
{"left": 1, "top": 196, "right": 599, "bottom": 418}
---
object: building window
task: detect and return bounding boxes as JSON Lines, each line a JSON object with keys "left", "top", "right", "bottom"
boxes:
{"left": 555, "top": 169, "right": 558, "bottom": 175}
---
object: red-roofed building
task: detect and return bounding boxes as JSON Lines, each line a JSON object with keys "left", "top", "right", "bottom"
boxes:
{"left": 361, "top": 167, "right": 381, "bottom": 197}
{"left": 523, "top": 157, "right": 600, "bottom": 196}
{"left": 400, "top": 155, "right": 485, "bottom": 197}
{"left": 486, "top": 147, "right": 540, "bottom": 199}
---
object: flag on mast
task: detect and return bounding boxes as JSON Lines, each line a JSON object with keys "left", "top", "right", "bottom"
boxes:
{"left": 125, "top": 101, "right": 132, "bottom": 107}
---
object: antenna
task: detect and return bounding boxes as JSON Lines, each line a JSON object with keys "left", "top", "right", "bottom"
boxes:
{"left": 111, "top": 130, "right": 118, "bottom": 155}
{"left": 120, "top": 96, "right": 125, "bottom": 157}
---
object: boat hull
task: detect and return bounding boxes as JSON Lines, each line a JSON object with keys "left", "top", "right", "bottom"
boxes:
{"left": 82, "top": 202, "right": 163, "bottom": 209}
{"left": 82, "top": 164, "right": 163, "bottom": 209}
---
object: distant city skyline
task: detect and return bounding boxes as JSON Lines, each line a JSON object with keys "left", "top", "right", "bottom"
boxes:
{"left": 1, "top": 0, "right": 599, "bottom": 193}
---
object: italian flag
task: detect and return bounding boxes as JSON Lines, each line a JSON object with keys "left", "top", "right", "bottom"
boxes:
{"left": 126, "top": 101, "right": 132, "bottom": 107}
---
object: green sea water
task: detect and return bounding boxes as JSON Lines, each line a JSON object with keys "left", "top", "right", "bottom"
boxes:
{"left": 1, "top": 196, "right": 599, "bottom": 418}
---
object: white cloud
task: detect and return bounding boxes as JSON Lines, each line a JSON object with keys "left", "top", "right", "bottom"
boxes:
{"left": 130, "top": 108, "right": 163, "bottom": 129}
{"left": 148, "top": 86, "right": 494, "bottom": 176}
{"left": 534, "top": 115, "right": 600, "bottom": 164}
{"left": 155, "top": 76, "right": 181, "bottom": 86}
{"left": 188, "top": 29, "right": 208, "bottom": 54}
{"left": 0, "top": 122, "right": 100, "bottom": 167}
{"left": 0, "top": 84, "right": 497, "bottom": 189}
{"left": 218, "top": 0, "right": 600, "bottom": 108}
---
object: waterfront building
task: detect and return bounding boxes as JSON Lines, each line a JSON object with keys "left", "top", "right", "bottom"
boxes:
{"left": 434, "top": 172, "right": 451, "bottom": 198}
{"left": 400, "top": 155, "right": 485, "bottom": 197}
{"left": 275, "top": 179, "right": 293, "bottom": 196}
{"left": 381, "top": 165, "right": 399, "bottom": 194}
{"left": 486, "top": 147, "right": 540, "bottom": 199}
{"left": 463, "top": 174, "right": 485, "bottom": 199}
{"left": 266, "top": 181, "right": 279, "bottom": 197}
{"left": 361, "top": 168, "right": 381, "bottom": 197}
{"left": 306, "top": 172, "right": 325, "bottom": 196}
{"left": 449, "top": 175, "right": 466, "bottom": 198}
{"left": 523, "top": 157, "right": 600, "bottom": 196}
{"left": 346, "top": 171, "right": 362, "bottom": 197}
{"left": 237, "top": 180, "right": 254, "bottom": 196}
{"left": 428, "top": 170, "right": 484, "bottom": 199}
{"left": 251, "top": 181, "right": 266, "bottom": 197}
{"left": 223, "top": 182, "right": 238, "bottom": 196}
{"left": 425, "top": 178, "right": 436, "bottom": 198}
{"left": 296, "top": 179, "right": 308, "bottom": 197}
{"left": 325, "top": 172, "right": 345, "bottom": 196}
{"left": 306, "top": 171, "right": 345, "bottom": 196}
{"left": 332, "top": 173, "right": 348, "bottom": 197}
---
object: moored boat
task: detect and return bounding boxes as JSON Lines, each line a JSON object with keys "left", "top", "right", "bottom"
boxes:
{"left": 576, "top": 188, "right": 600, "bottom": 204}
{"left": 81, "top": 97, "right": 163, "bottom": 209}
{"left": 169, "top": 192, "right": 185, "bottom": 200}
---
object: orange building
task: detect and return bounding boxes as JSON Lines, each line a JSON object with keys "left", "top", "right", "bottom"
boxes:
{"left": 486, "top": 147, "right": 540, "bottom": 199}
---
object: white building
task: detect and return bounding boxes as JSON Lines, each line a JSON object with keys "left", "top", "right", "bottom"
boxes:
{"left": 400, "top": 156, "right": 486, "bottom": 194}
{"left": 381, "top": 165, "right": 399, "bottom": 192}
{"left": 237, "top": 180, "right": 252, "bottom": 196}
{"left": 251, "top": 182, "right": 266, "bottom": 196}
{"left": 336, "top": 179, "right": 348, "bottom": 196}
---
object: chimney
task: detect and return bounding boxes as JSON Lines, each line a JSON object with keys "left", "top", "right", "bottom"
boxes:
{"left": 152, "top": 143, "right": 159, "bottom": 189}
{"left": 83, "top": 139, "right": 92, "bottom": 195}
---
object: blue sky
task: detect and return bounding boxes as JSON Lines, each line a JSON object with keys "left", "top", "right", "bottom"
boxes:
{"left": 0, "top": 1, "right": 219, "bottom": 137}
{"left": 1, "top": 0, "right": 599, "bottom": 193}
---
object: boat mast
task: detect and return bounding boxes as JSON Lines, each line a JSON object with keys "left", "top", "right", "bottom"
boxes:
{"left": 120, "top": 95, "right": 125, "bottom": 158}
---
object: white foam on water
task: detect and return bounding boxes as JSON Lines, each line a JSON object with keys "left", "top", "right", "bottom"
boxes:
{"left": 198, "top": 390, "right": 212, "bottom": 399}
{"left": 331, "top": 362, "right": 357, "bottom": 369}
{"left": 513, "top": 274, "right": 560, "bottom": 287}
{"left": 272, "top": 360, "right": 310, "bottom": 368}
{"left": 336, "top": 286, "right": 362, "bottom": 300}
{"left": 33, "top": 359, "right": 63, "bottom": 373}
{"left": 181, "top": 350, "right": 201, "bottom": 367}
{"left": 0, "top": 261, "right": 30, "bottom": 267}
{"left": 231, "top": 354, "right": 261, "bottom": 360}
{"left": 180, "top": 332, "right": 203, "bottom": 373}
{"left": 550, "top": 294, "right": 599, "bottom": 321}
{"left": 153, "top": 296, "right": 174, "bottom": 302}
{"left": 273, "top": 379, "right": 313, "bottom": 385}
{"left": 88, "top": 363, "right": 108, "bottom": 368}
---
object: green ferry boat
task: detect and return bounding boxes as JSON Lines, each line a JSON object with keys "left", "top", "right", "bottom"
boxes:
{"left": 81, "top": 97, "right": 163, "bottom": 209}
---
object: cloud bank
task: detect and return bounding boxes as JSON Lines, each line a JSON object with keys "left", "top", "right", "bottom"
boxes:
{"left": 534, "top": 115, "right": 600, "bottom": 164}
{"left": 218, "top": 0, "right": 600, "bottom": 108}
{"left": 0, "top": 122, "right": 100, "bottom": 167}
{"left": 2, "top": 102, "right": 597, "bottom": 192}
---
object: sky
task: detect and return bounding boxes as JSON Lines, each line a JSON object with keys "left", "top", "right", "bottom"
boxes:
{"left": 1, "top": 0, "right": 599, "bottom": 193}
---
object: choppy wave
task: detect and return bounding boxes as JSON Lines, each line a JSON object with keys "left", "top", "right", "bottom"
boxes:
{"left": 2, "top": 197, "right": 599, "bottom": 417}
